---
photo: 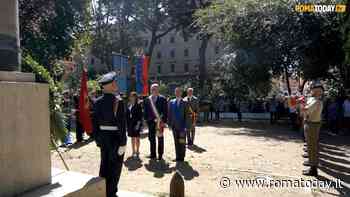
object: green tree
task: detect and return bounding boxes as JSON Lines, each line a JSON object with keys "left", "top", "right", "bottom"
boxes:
{"left": 90, "top": 0, "right": 142, "bottom": 70}
{"left": 19, "top": 0, "right": 92, "bottom": 143}
{"left": 19, "top": 0, "right": 91, "bottom": 71}
{"left": 196, "top": 0, "right": 348, "bottom": 96}
{"left": 125, "top": 0, "right": 183, "bottom": 61}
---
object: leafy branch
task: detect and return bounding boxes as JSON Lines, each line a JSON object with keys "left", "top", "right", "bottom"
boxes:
{"left": 23, "top": 54, "right": 67, "bottom": 143}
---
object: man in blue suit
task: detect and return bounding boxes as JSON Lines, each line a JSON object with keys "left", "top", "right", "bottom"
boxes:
{"left": 168, "top": 87, "right": 190, "bottom": 162}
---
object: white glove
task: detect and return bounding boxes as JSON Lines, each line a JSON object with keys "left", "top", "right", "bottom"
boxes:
{"left": 118, "top": 146, "right": 126, "bottom": 156}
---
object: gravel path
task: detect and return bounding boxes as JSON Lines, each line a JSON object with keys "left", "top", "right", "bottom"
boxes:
{"left": 52, "top": 121, "right": 350, "bottom": 197}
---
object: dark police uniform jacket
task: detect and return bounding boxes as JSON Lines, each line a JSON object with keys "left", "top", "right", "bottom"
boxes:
{"left": 92, "top": 93, "right": 127, "bottom": 148}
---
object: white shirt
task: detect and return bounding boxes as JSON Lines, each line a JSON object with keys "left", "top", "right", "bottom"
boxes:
{"left": 176, "top": 97, "right": 182, "bottom": 106}
{"left": 128, "top": 104, "right": 133, "bottom": 111}
{"left": 343, "top": 100, "right": 350, "bottom": 117}
{"left": 128, "top": 104, "right": 134, "bottom": 118}
{"left": 151, "top": 95, "right": 158, "bottom": 103}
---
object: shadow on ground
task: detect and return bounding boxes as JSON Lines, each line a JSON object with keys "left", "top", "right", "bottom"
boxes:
{"left": 202, "top": 121, "right": 350, "bottom": 196}
{"left": 204, "top": 121, "right": 303, "bottom": 143}
{"left": 143, "top": 159, "right": 199, "bottom": 181}
{"left": 144, "top": 159, "right": 175, "bottom": 178}
{"left": 188, "top": 144, "right": 207, "bottom": 153}
{"left": 317, "top": 133, "right": 350, "bottom": 197}
{"left": 61, "top": 138, "right": 95, "bottom": 151}
{"left": 175, "top": 161, "right": 199, "bottom": 180}
{"left": 124, "top": 156, "right": 143, "bottom": 171}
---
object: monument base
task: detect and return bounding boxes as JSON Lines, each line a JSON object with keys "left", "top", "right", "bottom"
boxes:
{"left": 20, "top": 168, "right": 156, "bottom": 197}
{"left": 20, "top": 168, "right": 106, "bottom": 197}
{"left": 0, "top": 80, "right": 51, "bottom": 197}
{"left": 0, "top": 71, "right": 35, "bottom": 82}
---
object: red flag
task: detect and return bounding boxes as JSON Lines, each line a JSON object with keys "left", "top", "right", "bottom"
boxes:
{"left": 142, "top": 55, "right": 150, "bottom": 95}
{"left": 79, "top": 68, "right": 93, "bottom": 134}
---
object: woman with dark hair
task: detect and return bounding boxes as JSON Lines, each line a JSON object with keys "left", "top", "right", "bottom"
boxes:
{"left": 126, "top": 92, "right": 143, "bottom": 157}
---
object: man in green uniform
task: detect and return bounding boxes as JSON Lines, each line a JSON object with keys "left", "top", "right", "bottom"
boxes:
{"left": 184, "top": 88, "right": 199, "bottom": 146}
{"left": 302, "top": 80, "right": 323, "bottom": 176}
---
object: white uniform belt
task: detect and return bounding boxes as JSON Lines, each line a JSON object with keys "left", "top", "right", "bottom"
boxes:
{"left": 100, "top": 126, "right": 118, "bottom": 131}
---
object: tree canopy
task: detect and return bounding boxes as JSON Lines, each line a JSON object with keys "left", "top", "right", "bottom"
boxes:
{"left": 20, "top": 0, "right": 91, "bottom": 71}
{"left": 195, "top": 0, "right": 350, "bottom": 97}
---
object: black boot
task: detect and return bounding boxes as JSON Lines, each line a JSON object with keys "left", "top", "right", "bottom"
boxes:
{"left": 302, "top": 166, "right": 317, "bottom": 177}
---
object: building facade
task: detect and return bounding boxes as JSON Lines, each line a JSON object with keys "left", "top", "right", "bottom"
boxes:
{"left": 141, "top": 30, "right": 223, "bottom": 85}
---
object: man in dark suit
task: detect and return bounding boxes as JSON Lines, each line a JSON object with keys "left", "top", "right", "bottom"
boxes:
{"left": 92, "top": 72, "right": 127, "bottom": 197}
{"left": 73, "top": 92, "right": 84, "bottom": 143}
{"left": 168, "top": 87, "right": 190, "bottom": 162}
{"left": 144, "top": 83, "right": 168, "bottom": 160}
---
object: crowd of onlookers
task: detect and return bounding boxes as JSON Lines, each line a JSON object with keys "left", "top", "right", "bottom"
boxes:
{"left": 264, "top": 94, "right": 350, "bottom": 135}
{"left": 324, "top": 96, "right": 350, "bottom": 135}
{"left": 62, "top": 87, "right": 350, "bottom": 146}
{"left": 198, "top": 93, "right": 350, "bottom": 135}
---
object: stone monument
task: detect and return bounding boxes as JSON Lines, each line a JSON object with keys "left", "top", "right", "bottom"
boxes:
{"left": 0, "top": 1, "right": 51, "bottom": 196}
{"left": 0, "top": 0, "right": 20, "bottom": 71}
{"left": 0, "top": 1, "right": 105, "bottom": 196}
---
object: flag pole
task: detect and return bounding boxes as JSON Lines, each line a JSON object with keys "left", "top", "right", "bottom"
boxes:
{"left": 50, "top": 136, "right": 70, "bottom": 171}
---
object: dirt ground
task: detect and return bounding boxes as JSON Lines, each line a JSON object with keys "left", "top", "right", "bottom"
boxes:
{"left": 52, "top": 121, "right": 350, "bottom": 197}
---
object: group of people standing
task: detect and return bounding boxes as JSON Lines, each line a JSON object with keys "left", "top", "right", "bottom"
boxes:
{"left": 62, "top": 90, "right": 89, "bottom": 144}
{"left": 92, "top": 72, "right": 199, "bottom": 197}
{"left": 267, "top": 81, "right": 349, "bottom": 177}
{"left": 325, "top": 95, "right": 350, "bottom": 135}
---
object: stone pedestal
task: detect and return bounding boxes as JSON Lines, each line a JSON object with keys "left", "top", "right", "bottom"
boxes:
{"left": 0, "top": 73, "right": 51, "bottom": 197}
{"left": 0, "top": 71, "right": 35, "bottom": 82}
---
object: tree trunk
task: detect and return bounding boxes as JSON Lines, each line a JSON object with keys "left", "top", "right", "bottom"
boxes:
{"left": 284, "top": 65, "right": 291, "bottom": 95}
{"left": 146, "top": 30, "right": 157, "bottom": 67}
{"left": 345, "top": 66, "right": 350, "bottom": 89}
{"left": 199, "top": 34, "right": 209, "bottom": 92}
{"left": 300, "top": 79, "right": 307, "bottom": 94}
{"left": 341, "top": 0, "right": 350, "bottom": 89}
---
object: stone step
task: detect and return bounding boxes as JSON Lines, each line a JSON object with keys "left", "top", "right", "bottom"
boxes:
{"left": 20, "top": 168, "right": 105, "bottom": 197}
{"left": 118, "top": 191, "right": 156, "bottom": 197}
{"left": 20, "top": 168, "right": 157, "bottom": 197}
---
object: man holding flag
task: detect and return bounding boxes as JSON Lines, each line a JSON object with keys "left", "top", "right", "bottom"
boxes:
{"left": 78, "top": 67, "right": 93, "bottom": 137}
